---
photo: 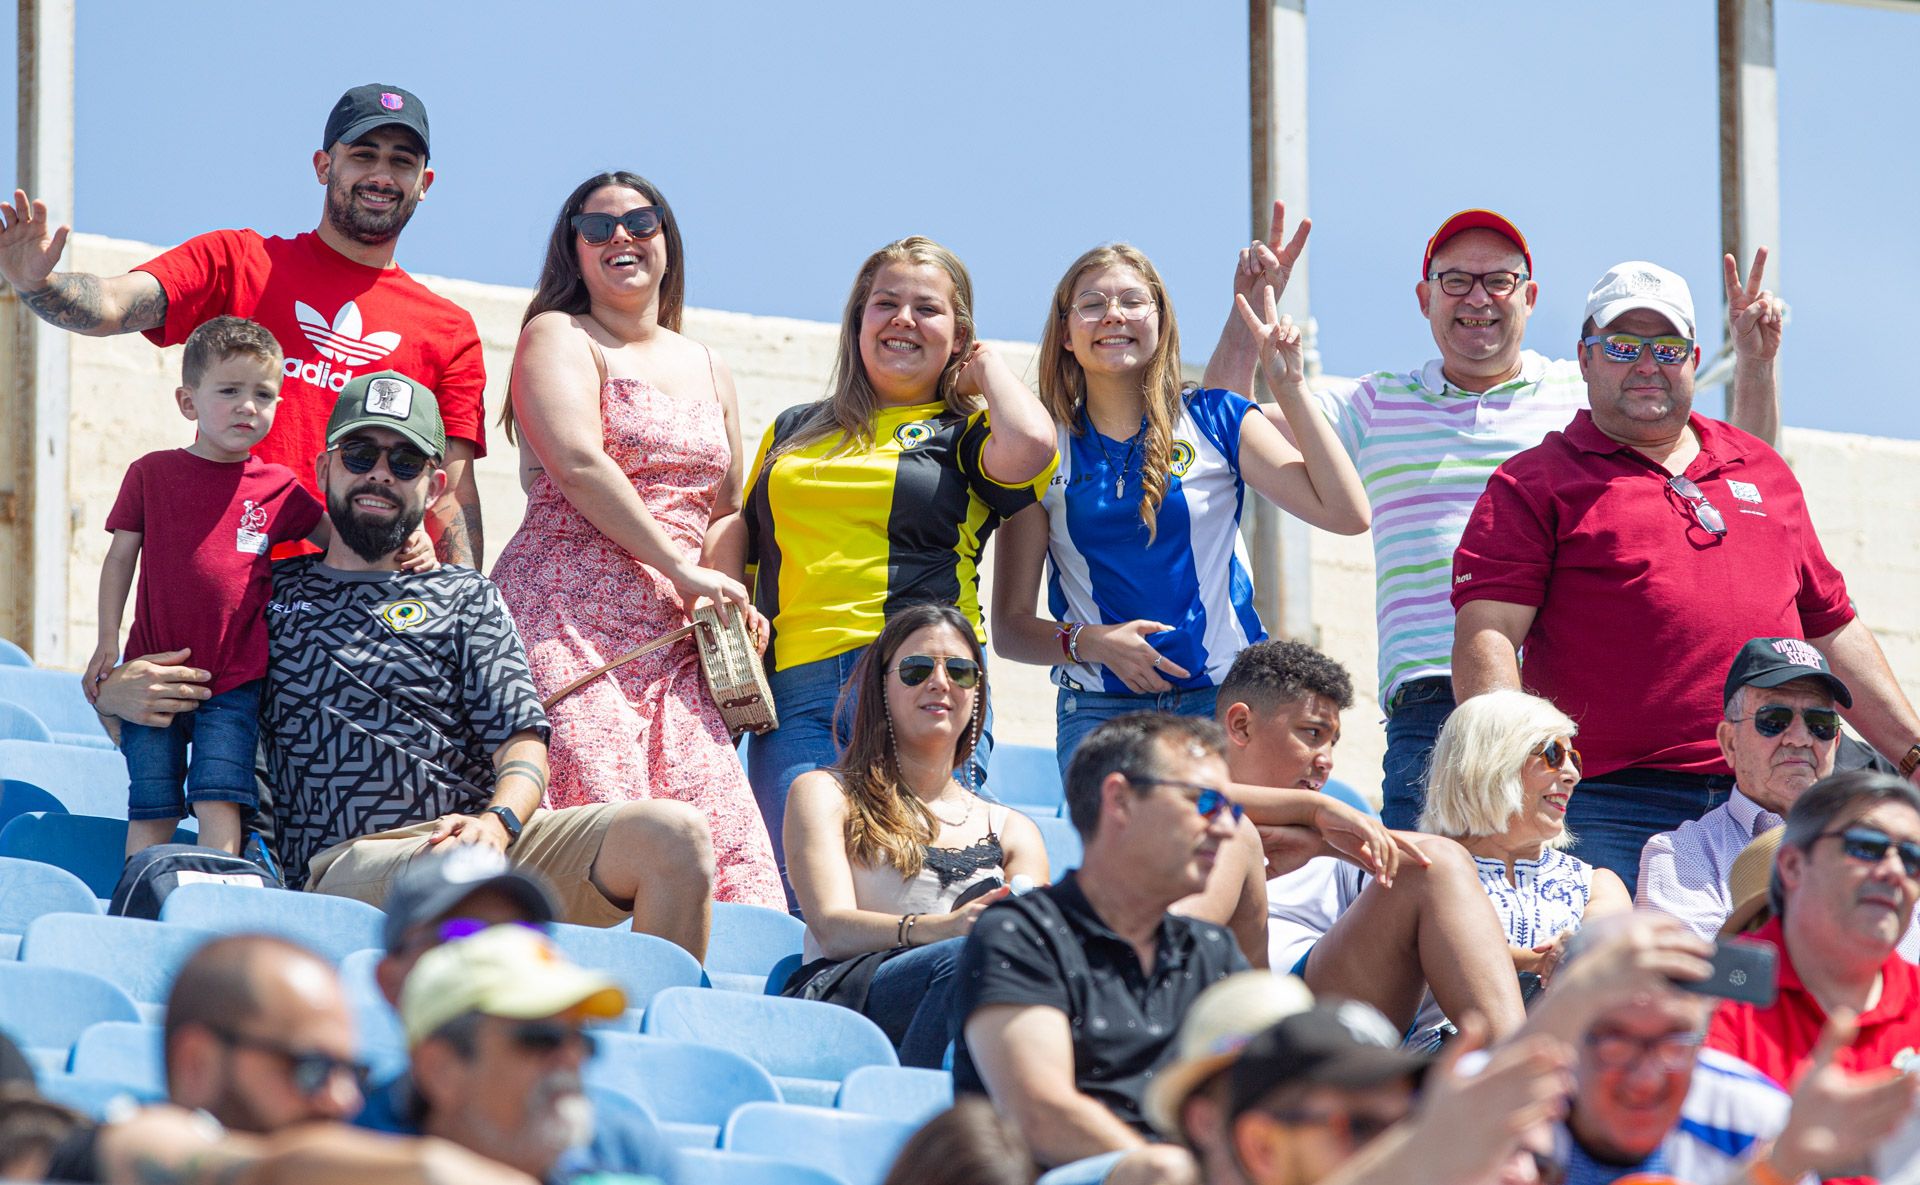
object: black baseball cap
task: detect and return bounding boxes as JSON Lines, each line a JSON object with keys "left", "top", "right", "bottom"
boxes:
{"left": 1723, "top": 637, "right": 1852, "bottom": 710}
{"left": 323, "top": 84, "right": 430, "bottom": 158}
{"left": 381, "top": 847, "right": 557, "bottom": 953}
{"left": 1227, "top": 1003, "right": 1430, "bottom": 1122}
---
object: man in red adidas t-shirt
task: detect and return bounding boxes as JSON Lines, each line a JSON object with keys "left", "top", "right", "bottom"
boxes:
{"left": 0, "top": 83, "right": 487, "bottom": 566}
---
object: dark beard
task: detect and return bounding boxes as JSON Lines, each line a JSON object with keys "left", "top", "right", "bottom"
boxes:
{"left": 327, "top": 482, "right": 423, "bottom": 563}
{"left": 324, "top": 177, "right": 418, "bottom": 246}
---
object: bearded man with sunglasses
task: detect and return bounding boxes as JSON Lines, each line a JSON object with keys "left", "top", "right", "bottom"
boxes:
{"left": 1452, "top": 264, "right": 1920, "bottom": 896}
{"left": 1706, "top": 771, "right": 1920, "bottom": 1101}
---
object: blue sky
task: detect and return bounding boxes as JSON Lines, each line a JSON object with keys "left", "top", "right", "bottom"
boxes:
{"left": 5, "top": 0, "right": 1915, "bottom": 437}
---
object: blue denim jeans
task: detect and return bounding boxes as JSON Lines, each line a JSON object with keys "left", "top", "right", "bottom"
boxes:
{"left": 1563, "top": 773, "right": 1733, "bottom": 896}
{"left": 120, "top": 680, "right": 262, "bottom": 821}
{"left": 863, "top": 937, "right": 966, "bottom": 1069}
{"left": 1054, "top": 685, "right": 1220, "bottom": 778}
{"left": 1380, "top": 678, "right": 1455, "bottom": 832}
{"left": 747, "top": 647, "right": 992, "bottom": 899}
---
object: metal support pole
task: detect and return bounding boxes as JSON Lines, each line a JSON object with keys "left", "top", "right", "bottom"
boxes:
{"left": 1248, "top": 0, "right": 1315, "bottom": 643}
{"left": 10, "top": 0, "right": 74, "bottom": 662}
{"left": 1717, "top": 0, "right": 1780, "bottom": 361}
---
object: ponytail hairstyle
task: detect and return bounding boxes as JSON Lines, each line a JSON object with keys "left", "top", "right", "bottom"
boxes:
{"left": 770, "top": 236, "right": 979, "bottom": 462}
{"left": 498, "top": 170, "right": 685, "bottom": 444}
{"left": 1037, "top": 244, "right": 1185, "bottom": 542}
{"left": 835, "top": 602, "right": 986, "bottom": 877}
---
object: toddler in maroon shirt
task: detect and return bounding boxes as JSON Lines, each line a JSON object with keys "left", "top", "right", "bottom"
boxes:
{"left": 85, "top": 317, "right": 330, "bottom": 858}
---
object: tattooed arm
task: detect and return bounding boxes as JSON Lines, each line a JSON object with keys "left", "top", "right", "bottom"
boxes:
{"left": 426, "top": 440, "right": 483, "bottom": 568}
{"left": 1, "top": 189, "right": 169, "bottom": 335}
{"left": 423, "top": 730, "right": 547, "bottom": 854}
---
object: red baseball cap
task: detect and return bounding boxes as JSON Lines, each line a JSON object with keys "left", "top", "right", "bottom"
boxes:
{"left": 1421, "top": 209, "right": 1532, "bottom": 280}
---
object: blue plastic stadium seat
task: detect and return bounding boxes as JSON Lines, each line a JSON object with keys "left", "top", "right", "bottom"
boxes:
{"left": 0, "top": 739, "right": 134, "bottom": 830}
{"left": 0, "top": 813, "right": 196, "bottom": 898}
{"left": 160, "top": 881, "right": 384, "bottom": 964}
{"left": 68, "top": 1020, "right": 166, "bottom": 1093}
{"left": 642, "top": 986, "right": 898, "bottom": 1108}
{"left": 0, "top": 668, "right": 113, "bottom": 747}
{"left": 36, "top": 1072, "right": 164, "bottom": 1120}
{"left": 0, "top": 961, "right": 142, "bottom": 1075}
{"left": 1322, "top": 779, "right": 1379, "bottom": 817}
{"left": 0, "top": 639, "right": 31, "bottom": 667}
{"left": 723, "top": 1103, "right": 917, "bottom": 1185}
{"left": 706, "top": 902, "right": 806, "bottom": 994}
{"left": 337, "top": 947, "right": 409, "bottom": 1078}
{"left": 834, "top": 1064, "right": 953, "bottom": 1124}
{"left": 588, "top": 1031, "right": 782, "bottom": 1148}
{"left": 984, "top": 743, "right": 1064, "bottom": 812}
{"left": 675, "top": 1148, "right": 849, "bottom": 1185}
{"left": 1029, "top": 813, "right": 1083, "bottom": 876}
{"left": 0, "top": 701, "right": 55, "bottom": 744}
{"left": 0, "top": 855, "right": 102, "bottom": 958}
{"left": 549, "top": 921, "right": 708, "bottom": 1011}
{"left": 21, "top": 912, "right": 223, "bottom": 1023}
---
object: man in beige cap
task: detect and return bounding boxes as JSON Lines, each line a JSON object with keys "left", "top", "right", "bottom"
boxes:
{"left": 395, "top": 924, "right": 665, "bottom": 1185}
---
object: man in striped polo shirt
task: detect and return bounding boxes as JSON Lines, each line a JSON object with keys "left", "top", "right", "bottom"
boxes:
{"left": 1212, "top": 209, "right": 1784, "bottom": 831}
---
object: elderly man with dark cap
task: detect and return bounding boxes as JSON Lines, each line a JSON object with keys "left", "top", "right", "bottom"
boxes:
{"left": 1636, "top": 638, "right": 1918, "bottom": 958}
{"left": 0, "top": 83, "right": 489, "bottom": 567}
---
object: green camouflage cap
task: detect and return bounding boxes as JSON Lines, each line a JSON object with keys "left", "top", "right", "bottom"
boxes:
{"left": 327, "top": 370, "right": 446, "bottom": 459}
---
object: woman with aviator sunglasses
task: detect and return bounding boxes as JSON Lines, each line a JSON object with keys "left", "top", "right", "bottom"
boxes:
{"left": 782, "top": 603, "right": 1048, "bottom": 1067}
{"left": 1419, "top": 690, "right": 1630, "bottom": 1020}
{"left": 490, "top": 171, "right": 783, "bottom": 909}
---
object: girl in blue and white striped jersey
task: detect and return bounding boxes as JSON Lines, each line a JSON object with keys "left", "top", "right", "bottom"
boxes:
{"left": 991, "top": 240, "right": 1369, "bottom": 771}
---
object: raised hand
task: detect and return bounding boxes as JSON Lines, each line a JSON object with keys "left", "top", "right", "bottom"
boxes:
{"left": 1724, "top": 247, "right": 1784, "bottom": 360}
{"left": 1769, "top": 1009, "right": 1920, "bottom": 1180}
{"left": 1407, "top": 1017, "right": 1574, "bottom": 1185}
{"left": 1311, "top": 801, "right": 1430, "bottom": 888}
{"left": 1235, "top": 286, "right": 1308, "bottom": 390}
{"left": 0, "top": 189, "right": 70, "bottom": 294}
{"left": 1077, "top": 619, "right": 1190, "bottom": 693}
{"left": 1234, "top": 198, "right": 1312, "bottom": 306}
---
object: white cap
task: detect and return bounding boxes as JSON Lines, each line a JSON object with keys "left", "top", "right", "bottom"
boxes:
{"left": 1583, "top": 262, "right": 1696, "bottom": 338}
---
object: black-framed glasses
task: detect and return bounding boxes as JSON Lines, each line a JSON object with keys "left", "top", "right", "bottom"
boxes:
{"left": 1816, "top": 825, "right": 1920, "bottom": 877}
{"left": 1668, "top": 475, "right": 1727, "bottom": 537}
{"left": 571, "top": 208, "right": 666, "bottom": 245}
{"left": 1582, "top": 1027, "right": 1704, "bottom": 1073}
{"left": 1580, "top": 332, "right": 1695, "bottom": 366}
{"left": 1427, "top": 269, "right": 1528, "bottom": 298}
{"left": 892, "top": 655, "right": 981, "bottom": 689}
{"left": 1731, "top": 706, "right": 1842, "bottom": 742}
{"left": 210, "top": 1028, "right": 371, "bottom": 1096}
{"left": 1257, "top": 1107, "right": 1405, "bottom": 1147}
{"left": 1120, "top": 774, "right": 1244, "bottom": 822}
{"left": 507, "top": 1019, "right": 598, "bottom": 1059}
{"left": 336, "top": 437, "right": 431, "bottom": 481}
{"left": 1533, "top": 739, "right": 1582, "bottom": 773}
{"left": 1070, "top": 289, "right": 1157, "bottom": 322}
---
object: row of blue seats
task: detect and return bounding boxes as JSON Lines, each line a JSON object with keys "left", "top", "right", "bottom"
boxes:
{"left": 0, "top": 665, "right": 115, "bottom": 749}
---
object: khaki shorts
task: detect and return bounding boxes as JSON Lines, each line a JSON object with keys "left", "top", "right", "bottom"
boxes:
{"left": 304, "top": 804, "right": 632, "bottom": 928}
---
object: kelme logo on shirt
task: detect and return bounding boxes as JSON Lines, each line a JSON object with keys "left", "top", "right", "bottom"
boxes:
{"left": 1170, "top": 440, "right": 1196, "bottom": 477}
{"left": 285, "top": 300, "right": 404, "bottom": 392}
{"left": 378, "top": 599, "right": 430, "bottom": 632}
{"left": 893, "top": 421, "right": 935, "bottom": 449}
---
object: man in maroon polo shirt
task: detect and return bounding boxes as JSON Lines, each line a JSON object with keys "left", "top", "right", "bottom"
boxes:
{"left": 1450, "top": 262, "right": 1920, "bottom": 892}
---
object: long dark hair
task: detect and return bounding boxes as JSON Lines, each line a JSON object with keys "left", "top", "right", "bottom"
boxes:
{"left": 499, "top": 170, "right": 686, "bottom": 444}
{"left": 835, "top": 602, "right": 986, "bottom": 876}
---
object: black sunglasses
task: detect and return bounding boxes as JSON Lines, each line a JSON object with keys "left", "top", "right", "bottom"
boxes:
{"left": 571, "top": 207, "right": 666, "bottom": 245}
{"left": 336, "top": 437, "right": 431, "bottom": 481}
{"left": 1818, "top": 825, "right": 1920, "bottom": 878}
{"left": 212, "top": 1028, "right": 371, "bottom": 1096}
{"left": 1733, "top": 705, "right": 1842, "bottom": 742}
{"left": 892, "top": 655, "right": 981, "bottom": 689}
{"left": 1534, "top": 739, "right": 1582, "bottom": 773}
{"left": 508, "top": 1019, "right": 598, "bottom": 1059}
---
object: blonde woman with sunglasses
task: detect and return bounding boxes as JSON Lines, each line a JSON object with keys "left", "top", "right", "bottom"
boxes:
{"left": 783, "top": 603, "right": 1048, "bottom": 1068}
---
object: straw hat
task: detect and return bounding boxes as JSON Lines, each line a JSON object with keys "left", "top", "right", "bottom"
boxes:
{"left": 1720, "top": 828, "right": 1785, "bottom": 939}
{"left": 1143, "top": 971, "right": 1314, "bottom": 1138}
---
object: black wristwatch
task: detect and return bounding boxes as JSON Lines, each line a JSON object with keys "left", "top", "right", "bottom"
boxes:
{"left": 483, "top": 805, "right": 523, "bottom": 846}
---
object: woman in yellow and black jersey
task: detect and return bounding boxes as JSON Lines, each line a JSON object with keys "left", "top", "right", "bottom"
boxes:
{"left": 743, "top": 237, "right": 1056, "bottom": 879}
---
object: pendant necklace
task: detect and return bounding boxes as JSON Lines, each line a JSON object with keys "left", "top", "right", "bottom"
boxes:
{"left": 1084, "top": 406, "right": 1148, "bottom": 499}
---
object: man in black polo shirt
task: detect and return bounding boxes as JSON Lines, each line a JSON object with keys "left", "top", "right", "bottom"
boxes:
{"left": 954, "top": 713, "right": 1247, "bottom": 1176}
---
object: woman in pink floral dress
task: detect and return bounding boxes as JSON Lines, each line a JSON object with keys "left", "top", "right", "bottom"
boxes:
{"left": 491, "top": 171, "right": 782, "bottom": 909}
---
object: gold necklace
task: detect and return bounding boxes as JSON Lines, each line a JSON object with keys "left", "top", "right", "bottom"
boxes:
{"left": 921, "top": 784, "right": 975, "bottom": 829}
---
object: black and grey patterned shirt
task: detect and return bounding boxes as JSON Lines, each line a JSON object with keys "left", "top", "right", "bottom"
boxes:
{"left": 263, "top": 559, "right": 548, "bottom": 888}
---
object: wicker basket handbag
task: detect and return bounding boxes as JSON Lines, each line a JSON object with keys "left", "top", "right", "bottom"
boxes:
{"left": 540, "top": 600, "right": 778, "bottom": 739}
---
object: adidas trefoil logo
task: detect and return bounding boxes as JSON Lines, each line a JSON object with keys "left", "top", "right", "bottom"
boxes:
{"left": 295, "top": 300, "right": 402, "bottom": 366}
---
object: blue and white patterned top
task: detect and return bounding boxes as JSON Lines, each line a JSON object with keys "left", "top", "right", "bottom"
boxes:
{"left": 1472, "top": 845, "right": 1594, "bottom": 950}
